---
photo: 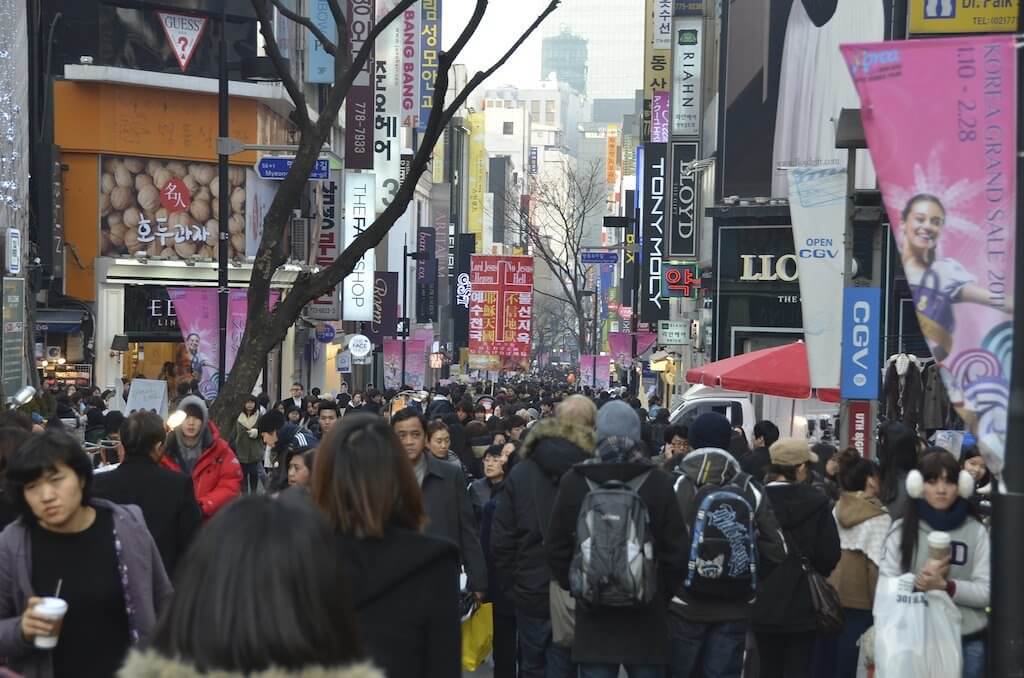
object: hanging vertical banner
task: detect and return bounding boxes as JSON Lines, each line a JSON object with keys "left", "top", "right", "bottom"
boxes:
{"left": 401, "top": 4, "right": 421, "bottom": 129}
{"left": 308, "top": 177, "right": 341, "bottom": 320}
{"left": 468, "top": 255, "right": 533, "bottom": 361}
{"left": 651, "top": 91, "right": 670, "bottom": 143}
{"left": 580, "top": 356, "right": 612, "bottom": 390}
{"left": 345, "top": 0, "right": 374, "bottom": 170}
{"left": 640, "top": 143, "right": 669, "bottom": 324}
{"left": 840, "top": 287, "right": 881, "bottom": 401}
{"left": 366, "top": 271, "right": 399, "bottom": 345}
{"left": 305, "top": 0, "right": 337, "bottom": 83}
{"left": 415, "top": 226, "right": 437, "bottom": 322}
{"left": 620, "top": 189, "right": 636, "bottom": 307}
{"left": 418, "top": 0, "right": 441, "bottom": 132}
{"left": 841, "top": 36, "right": 1017, "bottom": 472}
{"left": 788, "top": 166, "right": 846, "bottom": 389}
{"left": 343, "top": 172, "right": 376, "bottom": 321}
{"left": 167, "top": 288, "right": 219, "bottom": 400}
{"left": 467, "top": 112, "right": 486, "bottom": 251}
{"left": 383, "top": 338, "right": 427, "bottom": 389}
{"left": 669, "top": 140, "right": 699, "bottom": 258}
{"left": 671, "top": 16, "right": 702, "bottom": 137}
{"left": 643, "top": 0, "right": 670, "bottom": 141}
{"left": 453, "top": 233, "right": 475, "bottom": 349}
{"left": 605, "top": 126, "right": 619, "bottom": 184}
{"left": 374, "top": 0, "right": 402, "bottom": 212}
{"left": 227, "top": 289, "right": 281, "bottom": 376}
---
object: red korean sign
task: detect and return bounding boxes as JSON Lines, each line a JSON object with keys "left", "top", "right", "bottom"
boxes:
{"left": 469, "top": 255, "right": 533, "bottom": 360}
{"left": 847, "top": 400, "right": 874, "bottom": 460}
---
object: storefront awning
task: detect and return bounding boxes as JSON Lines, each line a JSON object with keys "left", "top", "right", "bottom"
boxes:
{"left": 36, "top": 308, "right": 85, "bottom": 334}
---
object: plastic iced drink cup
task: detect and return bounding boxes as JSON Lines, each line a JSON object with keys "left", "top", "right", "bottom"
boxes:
{"left": 927, "top": 531, "right": 951, "bottom": 561}
{"left": 33, "top": 597, "right": 68, "bottom": 649}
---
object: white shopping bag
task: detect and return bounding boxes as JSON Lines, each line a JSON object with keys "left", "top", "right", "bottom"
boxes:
{"left": 873, "top": 574, "right": 962, "bottom": 678}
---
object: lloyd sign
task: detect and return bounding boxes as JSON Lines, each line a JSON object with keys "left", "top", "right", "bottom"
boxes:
{"left": 840, "top": 287, "right": 881, "bottom": 400}
{"left": 669, "top": 141, "right": 699, "bottom": 258}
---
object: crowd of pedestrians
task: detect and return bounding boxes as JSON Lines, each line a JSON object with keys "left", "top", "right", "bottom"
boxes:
{"left": 0, "top": 378, "right": 992, "bottom": 677}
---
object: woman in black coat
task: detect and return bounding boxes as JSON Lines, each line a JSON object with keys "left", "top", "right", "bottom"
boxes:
{"left": 752, "top": 438, "right": 841, "bottom": 678}
{"left": 312, "top": 414, "right": 461, "bottom": 678}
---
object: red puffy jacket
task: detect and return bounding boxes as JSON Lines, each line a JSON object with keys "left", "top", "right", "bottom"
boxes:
{"left": 161, "top": 422, "right": 241, "bottom": 519}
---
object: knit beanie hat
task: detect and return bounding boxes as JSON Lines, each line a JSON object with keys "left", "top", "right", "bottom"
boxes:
{"left": 689, "top": 412, "right": 732, "bottom": 451}
{"left": 595, "top": 400, "right": 642, "bottom": 444}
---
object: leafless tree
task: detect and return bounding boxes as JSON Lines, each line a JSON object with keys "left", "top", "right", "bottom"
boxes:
{"left": 508, "top": 159, "right": 606, "bottom": 357}
{"left": 532, "top": 293, "right": 578, "bottom": 360}
{"left": 208, "top": 0, "right": 560, "bottom": 431}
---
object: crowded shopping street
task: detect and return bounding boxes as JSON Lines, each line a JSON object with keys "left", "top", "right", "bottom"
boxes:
{"left": 0, "top": 0, "right": 1020, "bottom": 676}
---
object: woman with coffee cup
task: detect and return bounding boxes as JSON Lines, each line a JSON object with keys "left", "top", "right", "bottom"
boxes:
{"left": 0, "top": 431, "right": 172, "bottom": 678}
{"left": 878, "top": 449, "right": 990, "bottom": 678}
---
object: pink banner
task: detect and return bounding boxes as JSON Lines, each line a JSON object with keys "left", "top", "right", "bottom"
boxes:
{"left": 580, "top": 355, "right": 612, "bottom": 390}
{"left": 170, "top": 288, "right": 281, "bottom": 400}
{"left": 168, "top": 288, "right": 220, "bottom": 401}
{"left": 651, "top": 90, "right": 670, "bottom": 143}
{"left": 383, "top": 339, "right": 427, "bottom": 390}
{"left": 842, "top": 36, "right": 1017, "bottom": 471}
{"left": 608, "top": 331, "right": 658, "bottom": 368}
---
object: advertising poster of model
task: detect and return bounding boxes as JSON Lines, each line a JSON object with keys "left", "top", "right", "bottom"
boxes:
{"left": 841, "top": 36, "right": 1017, "bottom": 472}
{"left": 718, "top": 0, "right": 895, "bottom": 198}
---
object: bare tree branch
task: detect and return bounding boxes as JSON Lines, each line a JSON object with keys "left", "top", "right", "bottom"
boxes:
{"left": 252, "top": 0, "right": 311, "bottom": 128}
{"left": 267, "top": 0, "right": 336, "bottom": 55}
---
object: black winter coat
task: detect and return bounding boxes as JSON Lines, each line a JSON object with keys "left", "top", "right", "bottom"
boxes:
{"left": 337, "top": 528, "right": 461, "bottom": 678}
{"left": 421, "top": 454, "right": 488, "bottom": 593}
{"left": 752, "top": 482, "right": 841, "bottom": 634}
{"left": 92, "top": 455, "right": 202, "bottom": 578}
{"left": 546, "top": 445, "right": 688, "bottom": 666}
{"left": 740, "top": 445, "right": 772, "bottom": 483}
{"left": 491, "top": 418, "right": 595, "bottom": 618}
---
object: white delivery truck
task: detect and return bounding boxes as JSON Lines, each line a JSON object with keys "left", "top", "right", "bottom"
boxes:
{"left": 668, "top": 384, "right": 840, "bottom": 446}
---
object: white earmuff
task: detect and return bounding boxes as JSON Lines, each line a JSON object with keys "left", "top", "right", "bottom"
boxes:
{"left": 906, "top": 469, "right": 924, "bottom": 499}
{"left": 905, "top": 468, "right": 974, "bottom": 499}
{"left": 958, "top": 470, "right": 975, "bottom": 499}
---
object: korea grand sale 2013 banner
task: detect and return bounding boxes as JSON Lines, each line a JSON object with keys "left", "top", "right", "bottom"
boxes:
{"left": 841, "top": 36, "right": 1017, "bottom": 472}
{"left": 468, "top": 255, "right": 534, "bottom": 364}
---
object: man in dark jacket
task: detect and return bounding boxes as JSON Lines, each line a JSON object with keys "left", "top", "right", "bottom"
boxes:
{"left": 93, "top": 411, "right": 201, "bottom": 577}
{"left": 740, "top": 419, "right": 781, "bottom": 482}
{"left": 391, "top": 408, "right": 488, "bottom": 595}
{"left": 257, "top": 410, "right": 318, "bottom": 491}
{"left": 492, "top": 405, "right": 596, "bottom": 678}
{"left": 546, "top": 400, "right": 688, "bottom": 676}
{"left": 753, "top": 437, "right": 841, "bottom": 677}
{"left": 669, "top": 412, "right": 787, "bottom": 678}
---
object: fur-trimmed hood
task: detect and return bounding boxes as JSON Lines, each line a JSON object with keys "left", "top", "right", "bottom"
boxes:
{"left": 520, "top": 417, "right": 595, "bottom": 460}
{"left": 119, "top": 651, "right": 384, "bottom": 678}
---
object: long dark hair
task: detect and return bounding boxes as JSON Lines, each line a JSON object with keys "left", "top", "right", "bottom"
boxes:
{"left": 313, "top": 413, "right": 425, "bottom": 537}
{"left": 836, "top": 447, "right": 877, "bottom": 492}
{"left": 899, "top": 451, "right": 980, "bottom": 573}
{"left": 151, "top": 496, "right": 364, "bottom": 672}
{"left": 878, "top": 422, "right": 919, "bottom": 506}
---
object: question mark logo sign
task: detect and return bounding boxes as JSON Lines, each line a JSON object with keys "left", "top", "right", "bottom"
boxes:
{"left": 177, "top": 36, "right": 188, "bottom": 59}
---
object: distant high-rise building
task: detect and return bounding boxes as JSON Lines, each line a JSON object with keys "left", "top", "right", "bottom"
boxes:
{"left": 543, "top": 0, "right": 644, "bottom": 101}
{"left": 541, "top": 30, "right": 588, "bottom": 96}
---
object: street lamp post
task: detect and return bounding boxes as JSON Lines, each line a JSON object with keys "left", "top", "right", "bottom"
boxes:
{"left": 400, "top": 242, "right": 420, "bottom": 387}
{"left": 217, "top": 5, "right": 230, "bottom": 388}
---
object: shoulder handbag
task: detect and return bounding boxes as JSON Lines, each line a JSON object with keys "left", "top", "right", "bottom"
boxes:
{"left": 533, "top": 472, "right": 575, "bottom": 647}
{"left": 785, "top": 529, "right": 844, "bottom": 633}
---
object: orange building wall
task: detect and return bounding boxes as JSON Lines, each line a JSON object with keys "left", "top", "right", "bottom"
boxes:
{"left": 53, "top": 81, "right": 261, "bottom": 301}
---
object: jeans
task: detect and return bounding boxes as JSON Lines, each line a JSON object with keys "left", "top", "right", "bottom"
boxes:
{"left": 962, "top": 636, "right": 986, "bottom": 678}
{"left": 668, "top": 614, "right": 748, "bottom": 678}
{"left": 240, "top": 461, "right": 262, "bottom": 494}
{"left": 579, "top": 665, "right": 665, "bottom": 678}
{"left": 515, "top": 611, "right": 574, "bottom": 678}
{"left": 833, "top": 608, "right": 873, "bottom": 678}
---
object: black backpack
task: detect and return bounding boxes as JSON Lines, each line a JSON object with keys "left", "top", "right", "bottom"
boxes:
{"left": 677, "top": 471, "right": 759, "bottom": 600}
{"left": 569, "top": 471, "right": 657, "bottom": 608}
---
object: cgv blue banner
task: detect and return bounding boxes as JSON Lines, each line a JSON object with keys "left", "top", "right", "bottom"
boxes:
{"left": 840, "top": 287, "right": 881, "bottom": 401}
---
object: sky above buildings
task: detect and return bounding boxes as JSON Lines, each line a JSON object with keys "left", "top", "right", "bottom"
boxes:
{"left": 442, "top": 0, "right": 644, "bottom": 100}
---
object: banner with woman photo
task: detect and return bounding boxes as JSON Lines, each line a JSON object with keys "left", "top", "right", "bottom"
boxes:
{"left": 841, "top": 36, "right": 1017, "bottom": 471}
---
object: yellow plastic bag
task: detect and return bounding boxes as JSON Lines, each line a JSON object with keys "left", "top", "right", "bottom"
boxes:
{"left": 461, "top": 602, "right": 494, "bottom": 671}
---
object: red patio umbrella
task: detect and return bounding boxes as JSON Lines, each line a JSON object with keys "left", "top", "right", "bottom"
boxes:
{"left": 685, "top": 342, "right": 840, "bottom": 403}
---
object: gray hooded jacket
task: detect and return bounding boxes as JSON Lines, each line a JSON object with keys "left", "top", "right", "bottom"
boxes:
{"left": 670, "top": 447, "right": 787, "bottom": 624}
